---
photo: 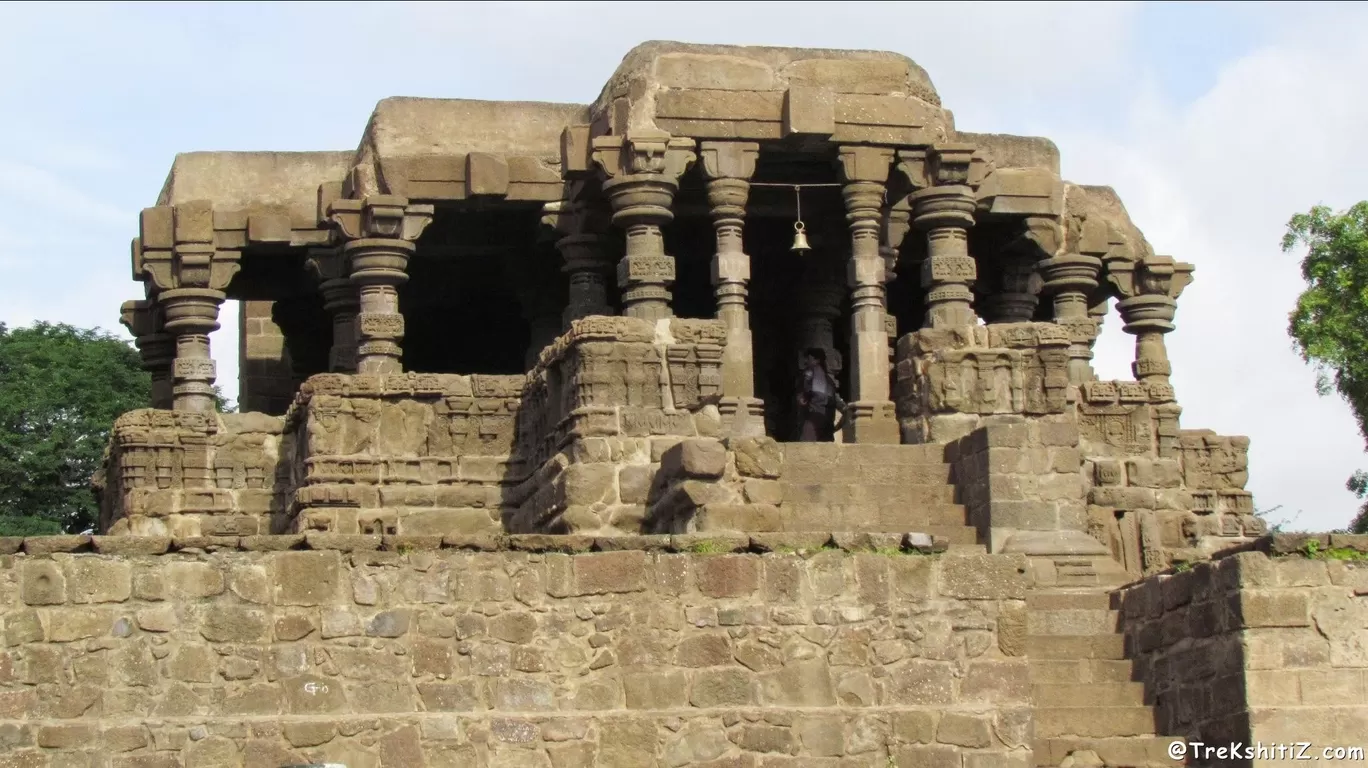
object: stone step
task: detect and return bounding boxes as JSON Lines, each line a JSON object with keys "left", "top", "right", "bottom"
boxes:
{"left": 691, "top": 504, "right": 784, "bottom": 533}
{"left": 779, "top": 463, "right": 953, "bottom": 485}
{"left": 779, "top": 482, "right": 957, "bottom": 506}
{"left": 1029, "top": 659, "right": 1138, "bottom": 684}
{"left": 922, "top": 525, "right": 979, "bottom": 545}
{"left": 1033, "top": 736, "right": 1185, "bottom": 767}
{"left": 1032, "top": 682, "right": 1147, "bottom": 707}
{"left": 1026, "top": 591, "right": 1115, "bottom": 611}
{"left": 1026, "top": 634, "right": 1127, "bottom": 660}
{"left": 781, "top": 506, "right": 972, "bottom": 537}
{"left": 1027, "top": 609, "right": 1121, "bottom": 636}
{"left": 780, "top": 443, "right": 947, "bottom": 465}
{"left": 1034, "top": 706, "right": 1160, "bottom": 738}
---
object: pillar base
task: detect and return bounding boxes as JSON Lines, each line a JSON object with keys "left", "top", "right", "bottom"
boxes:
{"left": 718, "top": 397, "right": 766, "bottom": 438}
{"left": 841, "top": 401, "right": 899, "bottom": 444}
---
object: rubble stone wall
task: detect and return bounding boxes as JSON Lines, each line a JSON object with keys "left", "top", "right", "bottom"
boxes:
{"left": 0, "top": 536, "right": 1032, "bottom": 767}
{"left": 1116, "top": 538, "right": 1368, "bottom": 764}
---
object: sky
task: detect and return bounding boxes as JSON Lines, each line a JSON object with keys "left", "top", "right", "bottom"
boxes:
{"left": 2, "top": 1, "right": 1366, "bottom": 532}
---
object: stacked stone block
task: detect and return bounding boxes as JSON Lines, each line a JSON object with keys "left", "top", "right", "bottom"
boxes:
{"left": 0, "top": 536, "right": 1032, "bottom": 767}
{"left": 237, "top": 299, "right": 296, "bottom": 416}
{"left": 777, "top": 443, "right": 976, "bottom": 543}
{"left": 1116, "top": 535, "right": 1368, "bottom": 759}
{"left": 945, "top": 417, "right": 1087, "bottom": 559}
{"left": 284, "top": 372, "right": 521, "bottom": 538}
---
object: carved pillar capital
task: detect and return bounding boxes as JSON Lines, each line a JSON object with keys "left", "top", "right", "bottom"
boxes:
{"left": 1111, "top": 255, "right": 1194, "bottom": 389}
{"left": 896, "top": 144, "right": 986, "bottom": 191}
{"left": 911, "top": 185, "right": 979, "bottom": 329}
{"left": 593, "top": 131, "right": 696, "bottom": 323}
{"left": 592, "top": 130, "right": 697, "bottom": 181}
{"left": 699, "top": 141, "right": 759, "bottom": 183}
{"left": 327, "top": 194, "right": 434, "bottom": 243}
{"left": 325, "top": 195, "right": 433, "bottom": 375}
{"left": 135, "top": 202, "right": 242, "bottom": 294}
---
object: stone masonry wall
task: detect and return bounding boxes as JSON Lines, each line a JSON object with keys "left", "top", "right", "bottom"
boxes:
{"left": 238, "top": 300, "right": 295, "bottom": 417}
{"left": 944, "top": 416, "right": 1084, "bottom": 556}
{"left": 1116, "top": 536, "right": 1368, "bottom": 767}
{"left": 0, "top": 534, "right": 1032, "bottom": 767}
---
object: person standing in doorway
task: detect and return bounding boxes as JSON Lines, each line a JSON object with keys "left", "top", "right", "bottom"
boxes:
{"left": 796, "top": 347, "right": 845, "bottom": 442}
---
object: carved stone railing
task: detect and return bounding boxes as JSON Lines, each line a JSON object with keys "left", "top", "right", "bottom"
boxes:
{"left": 280, "top": 372, "right": 524, "bottom": 536}
{"left": 94, "top": 410, "right": 290, "bottom": 537}
{"left": 505, "top": 315, "right": 733, "bottom": 535}
{"left": 894, "top": 322, "right": 1073, "bottom": 445}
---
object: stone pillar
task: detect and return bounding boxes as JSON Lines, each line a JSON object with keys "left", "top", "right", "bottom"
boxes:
{"left": 837, "top": 145, "right": 898, "bottom": 443}
{"left": 982, "top": 248, "right": 1041, "bottom": 324}
{"left": 134, "top": 201, "right": 241, "bottom": 413}
{"left": 1109, "top": 254, "right": 1194, "bottom": 396}
{"left": 119, "top": 298, "right": 175, "bottom": 410}
{"left": 881, "top": 203, "right": 911, "bottom": 370}
{"left": 160, "top": 286, "right": 224, "bottom": 413}
{"left": 515, "top": 248, "right": 567, "bottom": 370}
{"left": 306, "top": 247, "right": 359, "bottom": 373}
{"left": 559, "top": 232, "right": 612, "bottom": 325}
{"left": 700, "top": 141, "right": 763, "bottom": 436}
{"left": 546, "top": 196, "right": 614, "bottom": 327}
{"left": 796, "top": 258, "right": 845, "bottom": 380}
{"left": 326, "top": 195, "right": 434, "bottom": 375}
{"left": 1038, "top": 217, "right": 1104, "bottom": 383}
{"left": 592, "top": 130, "right": 696, "bottom": 323}
{"left": 911, "top": 185, "right": 979, "bottom": 329}
{"left": 1086, "top": 291, "right": 1109, "bottom": 362}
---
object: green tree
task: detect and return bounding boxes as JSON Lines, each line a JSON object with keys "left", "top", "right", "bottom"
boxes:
{"left": 0, "top": 322, "right": 151, "bottom": 535}
{"left": 1282, "top": 201, "right": 1368, "bottom": 533}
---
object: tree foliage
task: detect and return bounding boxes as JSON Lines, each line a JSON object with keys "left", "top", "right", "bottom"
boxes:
{"left": 0, "top": 322, "right": 151, "bottom": 535}
{"left": 1282, "top": 201, "right": 1368, "bottom": 533}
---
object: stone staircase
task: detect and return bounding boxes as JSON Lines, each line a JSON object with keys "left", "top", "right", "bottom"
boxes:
{"left": 1028, "top": 588, "right": 1186, "bottom": 767}
{"left": 776, "top": 442, "right": 979, "bottom": 544}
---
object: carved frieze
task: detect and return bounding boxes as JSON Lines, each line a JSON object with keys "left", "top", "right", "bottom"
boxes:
{"left": 1078, "top": 404, "right": 1153, "bottom": 456}
{"left": 1178, "top": 430, "right": 1250, "bottom": 491}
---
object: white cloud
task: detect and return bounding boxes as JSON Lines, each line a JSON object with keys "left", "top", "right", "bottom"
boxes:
{"left": 1048, "top": 6, "right": 1368, "bottom": 531}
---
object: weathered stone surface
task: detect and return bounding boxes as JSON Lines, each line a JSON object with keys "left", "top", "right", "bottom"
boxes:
{"left": 48, "top": 35, "right": 1352, "bottom": 768}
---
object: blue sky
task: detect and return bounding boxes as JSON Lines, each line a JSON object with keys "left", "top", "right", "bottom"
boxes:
{"left": 2, "top": 1, "right": 1367, "bottom": 532}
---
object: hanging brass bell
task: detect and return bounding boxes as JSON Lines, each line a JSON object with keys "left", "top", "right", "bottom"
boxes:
{"left": 791, "top": 220, "right": 811, "bottom": 253}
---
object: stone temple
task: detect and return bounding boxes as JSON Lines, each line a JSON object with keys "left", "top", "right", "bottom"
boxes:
{"left": 99, "top": 40, "right": 1258, "bottom": 566}
{"left": 2, "top": 42, "right": 1360, "bottom": 767}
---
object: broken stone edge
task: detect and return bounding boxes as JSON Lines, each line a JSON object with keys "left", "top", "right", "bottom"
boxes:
{"left": 0, "top": 531, "right": 956, "bottom": 557}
